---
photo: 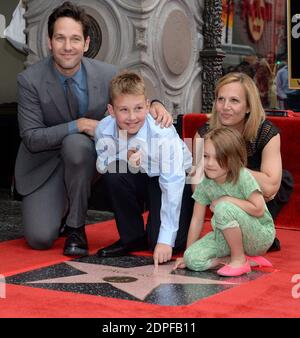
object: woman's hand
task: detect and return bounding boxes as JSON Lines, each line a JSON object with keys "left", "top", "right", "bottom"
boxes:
{"left": 264, "top": 194, "right": 276, "bottom": 202}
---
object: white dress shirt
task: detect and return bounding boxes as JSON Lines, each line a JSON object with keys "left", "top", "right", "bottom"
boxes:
{"left": 94, "top": 114, "right": 192, "bottom": 246}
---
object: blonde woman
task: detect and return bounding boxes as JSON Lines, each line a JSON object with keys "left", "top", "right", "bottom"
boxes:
{"left": 192, "top": 72, "right": 294, "bottom": 252}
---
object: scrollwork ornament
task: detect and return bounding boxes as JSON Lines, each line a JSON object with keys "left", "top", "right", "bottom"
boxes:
{"left": 200, "top": 0, "right": 225, "bottom": 112}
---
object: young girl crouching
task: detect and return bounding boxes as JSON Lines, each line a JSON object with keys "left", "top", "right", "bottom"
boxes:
{"left": 174, "top": 127, "right": 275, "bottom": 277}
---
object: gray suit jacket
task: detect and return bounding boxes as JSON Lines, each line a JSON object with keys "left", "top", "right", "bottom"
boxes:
{"left": 15, "top": 56, "right": 118, "bottom": 195}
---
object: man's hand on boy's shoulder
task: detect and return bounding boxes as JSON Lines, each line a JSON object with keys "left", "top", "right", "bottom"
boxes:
{"left": 153, "top": 243, "right": 173, "bottom": 267}
{"left": 149, "top": 101, "right": 173, "bottom": 128}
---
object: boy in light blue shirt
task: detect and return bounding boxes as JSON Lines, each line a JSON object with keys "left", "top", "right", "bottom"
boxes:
{"left": 94, "top": 71, "right": 193, "bottom": 266}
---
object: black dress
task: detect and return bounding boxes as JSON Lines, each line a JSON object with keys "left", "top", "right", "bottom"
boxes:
{"left": 197, "top": 120, "right": 294, "bottom": 221}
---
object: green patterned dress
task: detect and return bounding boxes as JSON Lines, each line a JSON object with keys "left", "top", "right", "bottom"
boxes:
{"left": 184, "top": 168, "right": 275, "bottom": 271}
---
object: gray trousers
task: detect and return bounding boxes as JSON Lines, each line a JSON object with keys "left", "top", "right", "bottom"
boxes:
{"left": 22, "top": 134, "right": 97, "bottom": 249}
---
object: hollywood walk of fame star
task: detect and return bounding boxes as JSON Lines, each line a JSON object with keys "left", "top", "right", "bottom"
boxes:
{"left": 30, "top": 261, "right": 238, "bottom": 300}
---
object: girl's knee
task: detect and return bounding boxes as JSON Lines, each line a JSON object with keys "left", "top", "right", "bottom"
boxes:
{"left": 214, "top": 201, "right": 235, "bottom": 216}
{"left": 213, "top": 201, "right": 240, "bottom": 230}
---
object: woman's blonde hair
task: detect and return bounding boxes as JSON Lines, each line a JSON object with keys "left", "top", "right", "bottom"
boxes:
{"left": 109, "top": 71, "right": 146, "bottom": 103}
{"left": 209, "top": 72, "right": 265, "bottom": 142}
{"left": 204, "top": 127, "right": 247, "bottom": 184}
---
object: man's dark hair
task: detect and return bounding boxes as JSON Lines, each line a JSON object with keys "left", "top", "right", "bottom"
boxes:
{"left": 48, "top": 1, "right": 90, "bottom": 40}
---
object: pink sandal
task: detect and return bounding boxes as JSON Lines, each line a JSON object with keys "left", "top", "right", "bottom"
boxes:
{"left": 217, "top": 260, "right": 251, "bottom": 277}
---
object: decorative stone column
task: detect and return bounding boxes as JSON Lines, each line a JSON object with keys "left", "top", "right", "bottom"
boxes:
{"left": 23, "top": 0, "right": 204, "bottom": 117}
{"left": 200, "top": 0, "right": 225, "bottom": 113}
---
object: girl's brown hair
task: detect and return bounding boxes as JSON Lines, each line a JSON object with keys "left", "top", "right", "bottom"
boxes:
{"left": 204, "top": 127, "right": 247, "bottom": 184}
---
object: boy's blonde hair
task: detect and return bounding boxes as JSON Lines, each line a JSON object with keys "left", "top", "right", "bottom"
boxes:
{"left": 204, "top": 127, "right": 247, "bottom": 184}
{"left": 109, "top": 71, "right": 146, "bottom": 103}
{"left": 209, "top": 72, "right": 265, "bottom": 142}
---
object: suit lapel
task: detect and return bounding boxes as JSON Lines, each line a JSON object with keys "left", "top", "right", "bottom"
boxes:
{"left": 83, "top": 58, "right": 102, "bottom": 116}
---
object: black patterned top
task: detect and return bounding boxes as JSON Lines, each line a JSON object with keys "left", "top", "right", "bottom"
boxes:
{"left": 197, "top": 119, "right": 279, "bottom": 171}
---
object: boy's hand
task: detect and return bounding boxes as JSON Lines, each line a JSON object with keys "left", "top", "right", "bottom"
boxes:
{"left": 127, "top": 148, "right": 141, "bottom": 167}
{"left": 153, "top": 243, "right": 173, "bottom": 268}
{"left": 149, "top": 101, "right": 173, "bottom": 128}
{"left": 173, "top": 257, "right": 186, "bottom": 270}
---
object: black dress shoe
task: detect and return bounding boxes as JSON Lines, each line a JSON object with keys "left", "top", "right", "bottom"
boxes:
{"left": 267, "top": 237, "right": 281, "bottom": 252}
{"left": 97, "top": 240, "right": 129, "bottom": 257}
{"left": 63, "top": 226, "right": 88, "bottom": 257}
{"left": 97, "top": 237, "right": 148, "bottom": 257}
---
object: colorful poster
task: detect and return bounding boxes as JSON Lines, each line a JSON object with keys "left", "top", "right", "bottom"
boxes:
{"left": 222, "top": 0, "right": 234, "bottom": 45}
{"left": 240, "top": 0, "right": 274, "bottom": 43}
{"left": 247, "top": 0, "right": 266, "bottom": 42}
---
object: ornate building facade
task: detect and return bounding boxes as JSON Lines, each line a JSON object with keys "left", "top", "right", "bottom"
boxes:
{"left": 23, "top": 0, "right": 225, "bottom": 115}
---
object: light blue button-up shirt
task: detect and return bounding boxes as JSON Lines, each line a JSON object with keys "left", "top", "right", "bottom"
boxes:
{"left": 94, "top": 114, "right": 192, "bottom": 247}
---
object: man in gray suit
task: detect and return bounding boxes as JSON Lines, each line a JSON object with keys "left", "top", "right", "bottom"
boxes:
{"left": 14, "top": 1, "right": 171, "bottom": 256}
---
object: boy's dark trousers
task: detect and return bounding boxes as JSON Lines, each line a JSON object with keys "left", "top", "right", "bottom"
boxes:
{"left": 101, "top": 163, "right": 194, "bottom": 252}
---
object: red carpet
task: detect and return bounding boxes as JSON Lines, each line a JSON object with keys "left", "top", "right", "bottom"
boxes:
{"left": 0, "top": 218, "right": 299, "bottom": 318}
{"left": 0, "top": 219, "right": 120, "bottom": 277}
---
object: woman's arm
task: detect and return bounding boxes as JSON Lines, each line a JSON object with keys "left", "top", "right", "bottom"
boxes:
{"left": 248, "top": 134, "right": 282, "bottom": 199}
{"left": 190, "top": 132, "right": 204, "bottom": 192}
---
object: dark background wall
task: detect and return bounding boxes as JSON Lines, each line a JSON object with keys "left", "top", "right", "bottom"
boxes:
{"left": 0, "top": 1, "right": 25, "bottom": 189}
{"left": 0, "top": 0, "right": 26, "bottom": 104}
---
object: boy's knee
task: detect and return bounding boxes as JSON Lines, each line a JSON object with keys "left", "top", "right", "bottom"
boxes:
{"left": 102, "top": 172, "right": 122, "bottom": 186}
{"left": 102, "top": 170, "right": 132, "bottom": 191}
